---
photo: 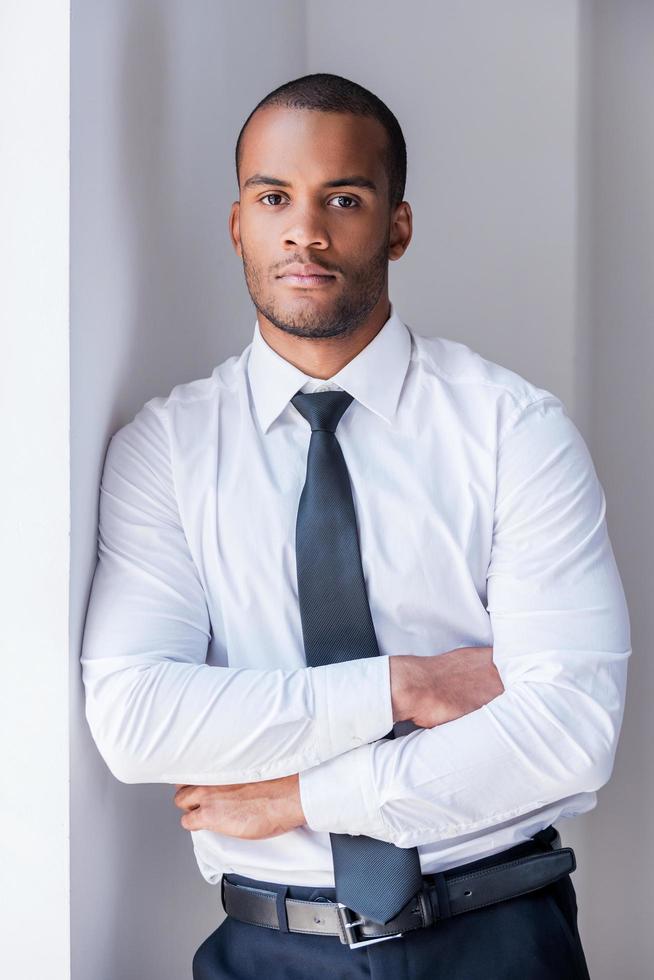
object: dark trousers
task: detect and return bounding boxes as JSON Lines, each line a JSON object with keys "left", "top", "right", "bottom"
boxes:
{"left": 192, "top": 848, "right": 591, "bottom": 980}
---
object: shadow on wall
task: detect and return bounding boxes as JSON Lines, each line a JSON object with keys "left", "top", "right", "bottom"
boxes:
{"left": 73, "top": 1, "right": 309, "bottom": 974}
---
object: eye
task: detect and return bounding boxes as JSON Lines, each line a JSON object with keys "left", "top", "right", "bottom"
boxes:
{"left": 260, "top": 193, "right": 285, "bottom": 206}
{"left": 329, "top": 195, "right": 358, "bottom": 209}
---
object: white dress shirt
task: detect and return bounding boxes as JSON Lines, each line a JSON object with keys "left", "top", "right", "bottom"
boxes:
{"left": 80, "top": 302, "right": 631, "bottom": 888}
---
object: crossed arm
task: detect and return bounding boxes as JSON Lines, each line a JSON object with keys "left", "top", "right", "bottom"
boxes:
{"left": 172, "top": 646, "right": 502, "bottom": 837}
{"left": 81, "top": 396, "right": 631, "bottom": 846}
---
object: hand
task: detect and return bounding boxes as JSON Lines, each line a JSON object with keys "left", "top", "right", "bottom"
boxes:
{"left": 173, "top": 773, "right": 306, "bottom": 839}
{"left": 390, "top": 646, "right": 503, "bottom": 727}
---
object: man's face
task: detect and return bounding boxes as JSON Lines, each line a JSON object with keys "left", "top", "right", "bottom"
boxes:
{"left": 230, "top": 106, "right": 397, "bottom": 340}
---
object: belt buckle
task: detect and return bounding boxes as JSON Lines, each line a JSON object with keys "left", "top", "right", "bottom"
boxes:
{"left": 335, "top": 902, "right": 404, "bottom": 949}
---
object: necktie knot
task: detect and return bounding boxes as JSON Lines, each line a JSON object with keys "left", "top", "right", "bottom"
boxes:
{"left": 291, "top": 390, "right": 354, "bottom": 433}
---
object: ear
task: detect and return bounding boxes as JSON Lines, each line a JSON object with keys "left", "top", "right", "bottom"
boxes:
{"left": 388, "top": 200, "right": 412, "bottom": 261}
{"left": 229, "top": 200, "right": 242, "bottom": 257}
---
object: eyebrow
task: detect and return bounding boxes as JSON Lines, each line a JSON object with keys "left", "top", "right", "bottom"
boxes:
{"left": 242, "top": 173, "right": 378, "bottom": 193}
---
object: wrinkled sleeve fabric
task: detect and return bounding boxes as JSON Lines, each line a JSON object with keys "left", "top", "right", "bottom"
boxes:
{"left": 298, "top": 395, "right": 631, "bottom": 846}
{"left": 80, "top": 401, "right": 394, "bottom": 785}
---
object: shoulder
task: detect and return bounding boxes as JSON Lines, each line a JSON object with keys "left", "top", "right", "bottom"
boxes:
{"left": 407, "top": 326, "right": 566, "bottom": 441}
{"left": 106, "top": 345, "right": 249, "bottom": 466}
{"left": 409, "top": 327, "right": 555, "bottom": 409}
{"left": 151, "top": 346, "right": 247, "bottom": 416}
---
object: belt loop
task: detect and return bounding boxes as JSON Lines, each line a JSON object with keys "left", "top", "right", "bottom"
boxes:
{"left": 532, "top": 825, "right": 557, "bottom": 851}
{"left": 275, "top": 885, "right": 290, "bottom": 933}
{"left": 433, "top": 872, "right": 451, "bottom": 920}
{"left": 417, "top": 884, "right": 434, "bottom": 928}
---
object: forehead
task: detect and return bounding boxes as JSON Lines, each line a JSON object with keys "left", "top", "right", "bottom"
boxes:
{"left": 239, "top": 106, "right": 388, "bottom": 189}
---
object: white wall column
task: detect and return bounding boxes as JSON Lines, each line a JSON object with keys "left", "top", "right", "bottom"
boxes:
{"left": 0, "top": 3, "right": 71, "bottom": 977}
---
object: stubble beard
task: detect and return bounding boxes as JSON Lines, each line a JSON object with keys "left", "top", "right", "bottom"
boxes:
{"left": 241, "top": 239, "right": 389, "bottom": 340}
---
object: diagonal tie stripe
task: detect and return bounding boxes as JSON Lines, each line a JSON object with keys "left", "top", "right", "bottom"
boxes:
{"left": 291, "top": 389, "right": 423, "bottom": 925}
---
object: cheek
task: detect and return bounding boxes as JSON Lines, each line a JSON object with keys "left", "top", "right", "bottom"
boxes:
{"left": 241, "top": 241, "right": 274, "bottom": 284}
{"left": 335, "top": 221, "right": 388, "bottom": 258}
{"left": 239, "top": 212, "right": 274, "bottom": 255}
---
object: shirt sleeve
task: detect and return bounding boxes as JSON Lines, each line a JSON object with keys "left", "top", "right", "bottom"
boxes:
{"left": 80, "top": 401, "right": 394, "bottom": 785}
{"left": 298, "top": 395, "right": 631, "bottom": 845}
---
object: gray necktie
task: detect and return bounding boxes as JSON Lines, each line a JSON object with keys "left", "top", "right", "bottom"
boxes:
{"left": 291, "top": 389, "right": 423, "bottom": 925}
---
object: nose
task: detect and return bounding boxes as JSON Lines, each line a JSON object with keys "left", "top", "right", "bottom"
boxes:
{"left": 280, "top": 203, "right": 330, "bottom": 251}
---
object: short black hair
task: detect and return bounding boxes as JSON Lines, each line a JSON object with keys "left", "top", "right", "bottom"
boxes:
{"left": 235, "top": 72, "right": 407, "bottom": 209}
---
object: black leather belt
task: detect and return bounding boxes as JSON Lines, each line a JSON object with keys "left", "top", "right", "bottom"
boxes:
{"left": 220, "top": 826, "right": 576, "bottom": 949}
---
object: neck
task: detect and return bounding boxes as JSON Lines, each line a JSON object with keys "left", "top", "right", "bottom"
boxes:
{"left": 257, "top": 297, "right": 391, "bottom": 380}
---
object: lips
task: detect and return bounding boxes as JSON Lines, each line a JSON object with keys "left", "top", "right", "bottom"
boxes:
{"left": 277, "top": 263, "right": 336, "bottom": 279}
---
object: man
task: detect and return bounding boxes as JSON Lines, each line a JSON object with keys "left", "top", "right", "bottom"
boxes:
{"left": 81, "top": 73, "right": 631, "bottom": 979}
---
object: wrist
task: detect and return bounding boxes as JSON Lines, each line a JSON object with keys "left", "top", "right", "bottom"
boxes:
{"left": 389, "top": 655, "right": 416, "bottom": 723}
{"left": 288, "top": 773, "right": 307, "bottom": 829}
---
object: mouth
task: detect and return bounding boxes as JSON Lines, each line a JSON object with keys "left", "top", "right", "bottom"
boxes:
{"left": 277, "top": 274, "right": 336, "bottom": 288}
{"left": 276, "top": 263, "right": 338, "bottom": 288}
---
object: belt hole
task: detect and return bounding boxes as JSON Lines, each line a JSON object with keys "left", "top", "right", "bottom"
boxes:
{"left": 464, "top": 889, "right": 473, "bottom": 897}
{"left": 312, "top": 894, "right": 331, "bottom": 924}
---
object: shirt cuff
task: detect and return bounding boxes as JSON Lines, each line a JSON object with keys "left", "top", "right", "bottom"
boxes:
{"left": 309, "top": 654, "right": 394, "bottom": 762}
{"left": 298, "top": 739, "right": 390, "bottom": 839}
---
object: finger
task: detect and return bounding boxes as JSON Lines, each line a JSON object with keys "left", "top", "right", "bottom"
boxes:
{"left": 174, "top": 785, "right": 200, "bottom": 808}
{"left": 180, "top": 809, "right": 204, "bottom": 832}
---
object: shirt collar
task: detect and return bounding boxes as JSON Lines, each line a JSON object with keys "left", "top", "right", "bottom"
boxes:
{"left": 247, "top": 301, "right": 412, "bottom": 434}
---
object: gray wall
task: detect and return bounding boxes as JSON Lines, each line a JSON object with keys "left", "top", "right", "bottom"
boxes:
{"left": 71, "top": 2, "right": 650, "bottom": 977}
{"left": 307, "top": 0, "right": 582, "bottom": 416}
{"left": 574, "top": 1, "right": 654, "bottom": 974}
